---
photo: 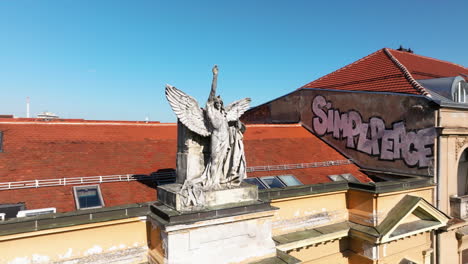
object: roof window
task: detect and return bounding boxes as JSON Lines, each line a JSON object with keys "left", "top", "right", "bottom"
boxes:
{"left": 244, "top": 178, "right": 267, "bottom": 189}
{"left": 454, "top": 80, "right": 468, "bottom": 103}
{"left": 328, "top": 173, "right": 359, "bottom": 183}
{"left": 73, "top": 185, "right": 105, "bottom": 210}
{"left": 244, "top": 175, "right": 303, "bottom": 189}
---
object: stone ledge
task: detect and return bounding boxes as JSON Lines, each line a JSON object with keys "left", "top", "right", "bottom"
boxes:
{"left": 158, "top": 182, "right": 258, "bottom": 211}
{"left": 0, "top": 202, "right": 150, "bottom": 237}
{"left": 149, "top": 199, "right": 277, "bottom": 226}
{"left": 273, "top": 222, "right": 349, "bottom": 252}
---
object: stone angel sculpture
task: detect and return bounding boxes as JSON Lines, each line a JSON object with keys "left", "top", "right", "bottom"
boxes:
{"left": 165, "top": 65, "right": 251, "bottom": 195}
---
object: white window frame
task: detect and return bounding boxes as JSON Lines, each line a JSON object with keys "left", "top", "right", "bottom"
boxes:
{"left": 328, "top": 173, "right": 359, "bottom": 183}
{"left": 17, "top": 208, "right": 56, "bottom": 217}
{"left": 244, "top": 175, "right": 303, "bottom": 189}
{"left": 73, "top": 185, "right": 105, "bottom": 210}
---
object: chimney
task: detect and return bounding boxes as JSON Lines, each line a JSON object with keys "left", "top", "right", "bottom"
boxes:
{"left": 26, "top": 97, "right": 30, "bottom": 118}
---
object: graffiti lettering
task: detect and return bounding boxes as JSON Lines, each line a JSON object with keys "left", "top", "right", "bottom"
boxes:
{"left": 312, "top": 95, "right": 435, "bottom": 168}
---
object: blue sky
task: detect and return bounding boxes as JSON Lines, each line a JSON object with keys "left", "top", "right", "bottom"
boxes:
{"left": 0, "top": 0, "right": 467, "bottom": 122}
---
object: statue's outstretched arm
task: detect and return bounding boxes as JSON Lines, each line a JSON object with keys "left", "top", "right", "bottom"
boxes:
{"left": 208, "top": 65, "right": 218, "bottom": 103}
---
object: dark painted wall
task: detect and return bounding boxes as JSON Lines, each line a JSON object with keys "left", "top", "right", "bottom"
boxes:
{"left": 243, "top": 89, "right": 437, "bottom": 176}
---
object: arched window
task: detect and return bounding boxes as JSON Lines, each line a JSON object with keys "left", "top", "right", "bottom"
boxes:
{"left": 453, "top": 80, "right": 468, "bottom": 103}
{"left": 458, "top": 148, "right": 468, "bottom": 196}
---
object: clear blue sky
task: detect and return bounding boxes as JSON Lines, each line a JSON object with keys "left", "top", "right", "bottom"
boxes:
{"left": 1, "top": 0, "right": 467, "bottom": 122}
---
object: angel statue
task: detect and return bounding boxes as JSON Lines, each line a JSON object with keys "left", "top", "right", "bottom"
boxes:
{"left": 165, "top": 65, "right": 251, "bottom": 207}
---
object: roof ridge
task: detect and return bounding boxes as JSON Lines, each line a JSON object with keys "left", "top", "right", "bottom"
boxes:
{"left": 383, "top": 48, "right": 431, "bottom": 97}
{"left": 300, "top": 49, "right": 387, "bottom": 89}
{"left": 388, "top": 48, "right": 468, "bottom": 70}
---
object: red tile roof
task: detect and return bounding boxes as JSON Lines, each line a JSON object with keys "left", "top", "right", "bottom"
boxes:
{"left": 388, "top": 49, "right": 468, "bottom": 80}
{"left": 244, "top": 124, "right": 370, "bottom": 184}
{"left": 301, "top": 48, "right": 468, "bottom": 96}
{"left": 0, "top": 120, "right": 369, "bottom": 212}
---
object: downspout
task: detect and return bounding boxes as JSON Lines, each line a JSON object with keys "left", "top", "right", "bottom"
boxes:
{"left": 436, "top": 108, "right": 441, "bottom": 264}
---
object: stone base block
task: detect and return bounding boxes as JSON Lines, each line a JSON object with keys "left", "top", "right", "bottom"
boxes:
{"left": 157, "top": 183, "right": 258, "bottom": 211}
{"left": 148, "top": 202, "right": 277, "bottom": 264}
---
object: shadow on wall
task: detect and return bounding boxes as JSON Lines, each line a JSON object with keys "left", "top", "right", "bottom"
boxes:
{"left": 132, "top": 168, "right": 176, "bottom": 190}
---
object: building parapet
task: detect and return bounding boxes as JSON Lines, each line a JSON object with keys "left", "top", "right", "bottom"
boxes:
{"left": 259, "top": 177, "right": 434, "bottom": 201}
{"left": 0, "top": 177, "right": 435, "bottom": 237}
{"left": 0, "top": 202, "right": 150, "bottom": 237}
{"left": 348, "top": 177, "right": 434, "bottom": 193}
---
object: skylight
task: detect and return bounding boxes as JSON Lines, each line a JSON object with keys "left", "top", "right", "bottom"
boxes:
{"left": 244, "top": 175, "right": 303, "bottom": 189}
{"left": 73, "top": 185, "right": 105, "bottom": 210}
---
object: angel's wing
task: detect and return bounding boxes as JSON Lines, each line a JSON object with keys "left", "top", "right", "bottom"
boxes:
{"left": 165, "top": 84, "right": 210, "bottom": 136}
{"left": 225, "top": 98, "right": 251, "bottom": 122}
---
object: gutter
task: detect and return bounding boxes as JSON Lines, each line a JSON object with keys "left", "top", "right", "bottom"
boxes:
{"left": 436, "top": 108, "right": 442, "bottom": 264}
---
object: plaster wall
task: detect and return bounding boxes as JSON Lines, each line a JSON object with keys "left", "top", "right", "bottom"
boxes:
{"left": 349, "top": 233, "right": 431, "bottom": 264}
{"left": 437, "top": 134, "right": 468, "bottom": 214}
{"left": 347, "top": 252, "right": 374, "bottom": 264}
{"left": 270, "top": 191, "right": 348, "bottom": 235}
{"left": 376, "top": 187, "right": 434, "bottom": 225}
{"left": 347, "top": 189, "right": 375, "bottom": 226}
{"left": 439, "top": 230, "right": 460, "bottom": 264}
{"left": 347, "top": 187, "right": 433, "bottom": 227}
{"left": 437, "top": 108, "right": 468, "bottom": 215}
{"left": 439, "top": 109, "right": 468, "bottom": 128}
{"left": 0, "top": 217, "right": 148, "bottom": 264}
{"left": 349, "top": 236, "right": 377, "bottom": 260}
{"left": 379, "top": 232, "right": 430, "bottom": 258}
{"left": 379, "top": 243, "right": 429, "bottom": 264}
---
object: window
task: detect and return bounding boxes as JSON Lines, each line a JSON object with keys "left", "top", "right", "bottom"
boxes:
{"left": 454, "top": 80, "right": 468, "bottom": 103}
{"left": 244, "top": 178, "right": 267, "bottom": 189}
{"left": 277, "top": 175, "right": 303, "bottom": 186}
{"left": 244, "top": 175, "right": 303, "bottom": 189}
{"left": 260, "top": 176, "right": 286, "bottom": 188}
{"left": 328, "top": 173, "right": 359, "bottom": 183}
{"left": 73, "top": 185, "right": 105, "bottom": 209}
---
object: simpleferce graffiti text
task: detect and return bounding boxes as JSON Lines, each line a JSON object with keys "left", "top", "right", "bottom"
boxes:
{"left": 312, "top": 95, "right": 435, "bottom": 168}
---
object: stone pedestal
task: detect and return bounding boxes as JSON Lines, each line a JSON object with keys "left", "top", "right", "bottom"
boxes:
{"left": 157, "top": 183, "right": 258, "bottom": 211}
{"left": 148, "top": 185, "right": 277, "bottom": 264}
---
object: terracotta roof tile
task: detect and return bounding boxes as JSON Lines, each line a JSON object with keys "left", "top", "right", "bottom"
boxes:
{"left": 388, "top": 49, "right": 468, "bottom": 80}
{"left": 301, "top": 48, "right": 467, "bottom": 95}
{"left": 301, "top": 49, "right": 422, "bottom": 95}
{"left": 0, "top": 121, "right": 369, "bottom": 212}
{"left": 244, "top": 125, "right": 370, "bottom": 184}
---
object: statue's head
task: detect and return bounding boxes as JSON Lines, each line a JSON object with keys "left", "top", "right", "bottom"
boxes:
{"left": 214, "top": 96, "right": 224, "bottom": 111}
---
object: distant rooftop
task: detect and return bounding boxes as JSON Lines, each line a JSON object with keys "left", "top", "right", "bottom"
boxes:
{"left": 0, "top": 116, "right": 161, "bottom": 124}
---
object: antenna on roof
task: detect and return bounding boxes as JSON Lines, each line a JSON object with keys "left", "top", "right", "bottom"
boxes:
{"left": 26, "top": 97, "right": 30, "bottom": 118}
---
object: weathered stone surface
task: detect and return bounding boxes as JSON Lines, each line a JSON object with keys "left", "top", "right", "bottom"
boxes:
{"left": 176, "top": 122, "right": 209, "bottom": 184}
{"left": 157, "top": 183, "right": 258, "bottom": 212}
{"left": 165, "top": 66, "right": 251, "bottom": 207}
{"left": 450, "top": 194, "right": 468, "bottom": 219}
{"left": 148, "top": 205, "right": 277, "bottom": 264}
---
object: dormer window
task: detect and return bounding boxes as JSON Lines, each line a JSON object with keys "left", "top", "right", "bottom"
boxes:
{"left": 453, "top": 80, "right": 468, "bottom": 103}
